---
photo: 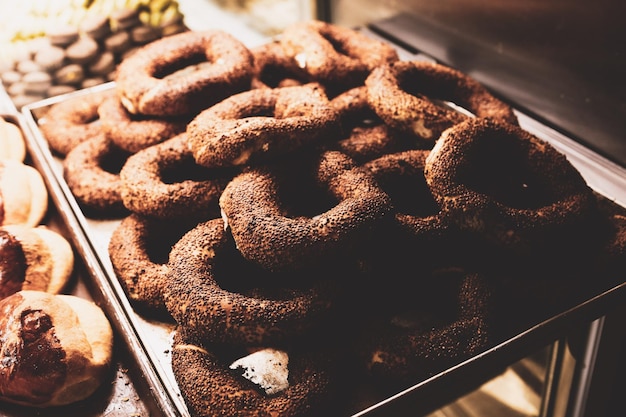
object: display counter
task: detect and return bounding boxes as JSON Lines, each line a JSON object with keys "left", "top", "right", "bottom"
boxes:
{"left": 1, "top": 3, "right": 625, "bottom": 416}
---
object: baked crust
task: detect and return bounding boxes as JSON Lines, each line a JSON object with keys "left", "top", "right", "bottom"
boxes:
{"left": 1, "top": 225, "right": 74, "bottom": 295}
{"left": 0, "top": 290, "right": 113, "bottom": 407}
{"left": 0, "top": 160, "right": 48, "bottom": 227}
{"left": 0, "top": 117, "right": 26, "bottom": 162}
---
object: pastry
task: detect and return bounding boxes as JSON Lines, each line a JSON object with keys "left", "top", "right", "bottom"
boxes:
{"left": 0, "top": 225, "right": 74, "bottom": 297}
{"left": 0, "top": 159, "right": 48, "bottom": 227}
{"left": 0, "top": 117, "right": 26, "bottom": 162}
{"left": 0, "top": 290, "right": 114, "bottom": 407}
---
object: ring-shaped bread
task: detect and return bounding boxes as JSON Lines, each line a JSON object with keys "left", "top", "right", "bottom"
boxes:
{"left": 423, "top": 118, "right": 596, "bottom": 254}
{"left": 120, "top": 133, "right": 236, "bottom": 220}
{"left": 365, "top": 60, "right": 518, "bottom": 142}
{"left": 38, "top": 89, "right": 113, "bottom": 156}
{"left": 328, "top": 86, "right": 424, "bottom": 163}
{"left": 0, "top": 290, "right": 113, "bottom": 407}
{"left": 330, "top": 124, "right": 404, "bottom": 164}
{"left": 164, "top": 218, "right": 342, "bottom": 346}
{"left": 250, "top": 40, "right": 309, "bottom": 89}
{"left": 62, "top": 133, "right": 131, "bottom": 217}
{"left": 329, "top": 85, "right": 379, "bottom": 126}
{"left": 0, "top": 229, "right": 26, "bottom": 299}
{"left": 108, "top": 213, "right": 197, "bottom": 317}
{"left": 219, "top": 150, "right": 392, "bottom": 272}
{"left": 115, "top": 30, "right": 254, "bottom": 117}
{"left": 171, "top": 329, "right": 337, "bottom": 417}
{"left": 363, "top": 149, "right": 459, "bottom": 258}
{"left": 98, "top": 95, "right": 188, "bottom": 153}
{"left": 187, "top": 83, "right": 340, "bottom": 168}
{"left": 279, "top": 19, "right": 399, "bottom": 91}
{"left": 355, "top": 266, "right": 492, "bottom": 385}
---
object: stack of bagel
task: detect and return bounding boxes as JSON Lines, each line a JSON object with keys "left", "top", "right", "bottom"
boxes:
{"left": 35, "top": 20, "right": 626, "bottom": 417}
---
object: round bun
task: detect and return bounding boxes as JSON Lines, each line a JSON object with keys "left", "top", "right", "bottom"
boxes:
{"left": 0, "top": 290, "right": 113, "bottom": 407}
{"left": 0, "top": 159, "right": 48, "bottom": 227}
{"left": 0, "top": 117, "right": 26, "bottom": 162}
{"left": 0, "top": 228, "right": 27, "bottom": 300}
{"left": 1, "top": 225, "right": 74, "bottom": 296}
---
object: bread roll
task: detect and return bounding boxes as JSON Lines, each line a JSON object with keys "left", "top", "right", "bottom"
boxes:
{"left": 0, "top": 290, "right": 114, "bottom": 407}
{"left": 0, "top": 159, "right": 48, "bottom": 227}
{"left": 0, "top": 117, "right": 26, "bottom": 162}
{"left": 0, "top": 225, "right": 74, "bottom": 297}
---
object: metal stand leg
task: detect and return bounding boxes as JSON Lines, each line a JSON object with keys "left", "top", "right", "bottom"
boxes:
{"left": 538, "top": 318, "right": 605, "bottom": 417}
{"left": 539, "top": 339, "right": 569, "bottom": 417}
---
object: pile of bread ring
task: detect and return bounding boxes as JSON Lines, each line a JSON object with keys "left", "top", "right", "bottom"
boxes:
{"left": 35, "top": 20, "right": 626, "bottom": 417}
{"left": 0, "top": 116, "right": 114, "bottom": 409}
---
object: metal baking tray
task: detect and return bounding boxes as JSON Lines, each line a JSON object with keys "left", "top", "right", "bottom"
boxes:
{"left": 0, "top": 111, "right": 153, "bottom": 417}
{"left": 16, "top": 91, "right": 184, "bottom": 417}
{"left": 19, "top": 77, "right": 626, "bottom": 416}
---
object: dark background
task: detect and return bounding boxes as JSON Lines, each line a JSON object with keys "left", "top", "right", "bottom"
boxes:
{"left": 326, "top": 0, "right": 626, "bottom": 168}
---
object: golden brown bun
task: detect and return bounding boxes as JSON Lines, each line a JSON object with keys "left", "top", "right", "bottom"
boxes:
{"left": 0, "top": 117, "right": 26, "bottom": 162}
{"left": 0, "top": 290, "right": 114, "bottom": 407}
{"left": 1, "top": 225, "right": 74, "bottom": 295}
{"left": 0, "top": 160, "right": 48, "bottom": 227}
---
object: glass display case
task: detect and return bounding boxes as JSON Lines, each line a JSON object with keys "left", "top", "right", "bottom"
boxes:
{"left": 1, "top": 1, "right": 625, "bottom": 416}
